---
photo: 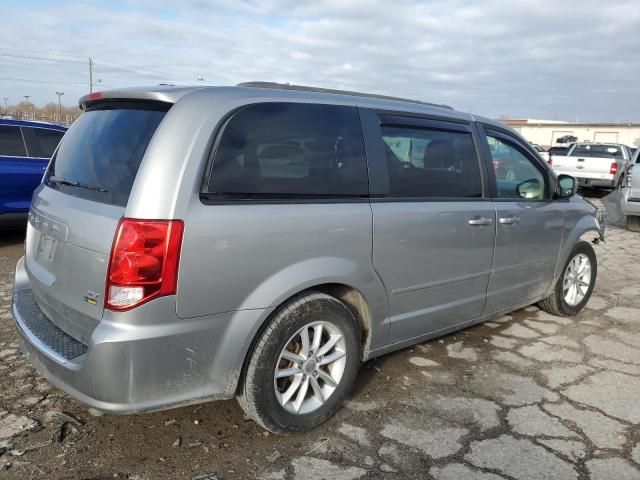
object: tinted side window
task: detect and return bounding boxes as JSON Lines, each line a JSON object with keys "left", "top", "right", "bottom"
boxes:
{"left": 31, "top": 128, "right": 65, "bottom": 158}
{"left": 487, "top": 135, "right": 546, "bottom": 200}
{"left": 207, "top": 103, "right": 368, "bottom": 197}
{"left": 0, "top": 125, "right": 27, "bottom": 156}
{"left": 380, "top": 126, "right": 482, "bottom": 198}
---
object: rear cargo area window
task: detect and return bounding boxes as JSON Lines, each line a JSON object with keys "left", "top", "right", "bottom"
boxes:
{"left": 206, "top": 103, "right": 369, "bottom": 197}
{"left": 45, "top": 104, "right": 168, "bottom": 207}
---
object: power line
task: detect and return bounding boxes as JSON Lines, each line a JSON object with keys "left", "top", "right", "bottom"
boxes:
{"left": 0, "top": 47, "right": 87, "bottom": 60}
{"left": 92, "top": 59, "right": 171, "bottom": 80}
{"left": 0, "top": 52, "right": 87, "bottom": 64}
{"left": 0, "top": 52, "right": 172, "bottom": 81}
{"left": 0, "top": 76, "right": 89, "bottom": 85}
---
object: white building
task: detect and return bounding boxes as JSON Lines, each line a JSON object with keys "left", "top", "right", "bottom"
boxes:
{"left": 502, "top": 119, "right": 640, "bottom": 149}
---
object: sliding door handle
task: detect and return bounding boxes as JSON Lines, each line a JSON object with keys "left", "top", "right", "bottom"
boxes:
{"left": 499, "top": 216, "right": 521, "bottom": 225}
{"left": 468, "top": 217, "right": 493, "bottom": 226}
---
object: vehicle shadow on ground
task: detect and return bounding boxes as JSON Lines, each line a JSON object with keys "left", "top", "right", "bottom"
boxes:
{"left": 0, "top": 226, "right": 26, "bottom": 247}
{"left": 578, "top": 187, "right": 608, "bottom": 199}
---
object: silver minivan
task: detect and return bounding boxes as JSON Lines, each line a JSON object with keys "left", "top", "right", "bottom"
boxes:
{"left": 619, "top": 148, "right": 640, "bottom": 231}
{"left": 12, "top": 83, "right": 604, "bottom": 433}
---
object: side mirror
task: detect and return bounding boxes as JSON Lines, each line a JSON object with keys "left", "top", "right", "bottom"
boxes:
{"left": 516, "top": 178, "right": 542, "bottom": 199}
{"left": 557, "top": 174, "right": 577, "bottom": 198}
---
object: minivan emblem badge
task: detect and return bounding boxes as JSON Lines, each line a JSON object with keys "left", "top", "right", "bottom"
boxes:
{"left": 84, "top": 291, "right": 100, "bottom": 305}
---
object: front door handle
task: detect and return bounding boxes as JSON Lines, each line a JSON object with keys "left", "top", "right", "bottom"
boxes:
{"left": 468, "top": 217, "right": 493, "bottom": 226}
{"left": 499, "top": 216, "right": 520, "bottom": 225}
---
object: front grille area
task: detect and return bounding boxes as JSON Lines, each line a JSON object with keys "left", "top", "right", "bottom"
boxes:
{"left": 14, "top": 290, "right": 88, "bottom": 361}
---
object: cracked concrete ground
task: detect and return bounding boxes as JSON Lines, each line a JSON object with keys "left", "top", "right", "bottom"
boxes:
{"left": 0, "top": 196, "right": 639, "bottom": 479}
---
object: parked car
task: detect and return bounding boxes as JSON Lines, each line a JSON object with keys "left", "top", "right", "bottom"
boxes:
{"left": 547, "top": 144, "right": 572, "bottom": 165}
{"left": 530, "top": 143, "right": 550, "bottom": 163}
{"left": 0, "top": 119, "right": 66, "bottom": 226}
{"left": 619, "top": 148, "right": 640, "bottom": 231}
{"left": 550, "top": 142, "right": 633, "bottom": 189}
{"left": 12, "top": 84, "right": 604, "bottom": 433}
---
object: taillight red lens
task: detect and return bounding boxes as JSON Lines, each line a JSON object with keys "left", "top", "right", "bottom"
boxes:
{"left": 105, "top": 218, "right": 184, "bottom": 311}
{"left": 610, "top": 162, "right": 618, "bottom": 175}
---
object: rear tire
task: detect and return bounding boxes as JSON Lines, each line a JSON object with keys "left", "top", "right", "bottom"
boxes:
{"left": 237, "top": 292, "right": 361, "bottom": 433}
{"left": 627, "top": 215, "right": 640, "bottom": 232}
{"left": 538, "top": 241, "right": 597, "bottom": 316}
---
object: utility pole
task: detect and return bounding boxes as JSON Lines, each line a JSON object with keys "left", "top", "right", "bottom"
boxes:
{"left": 56, "top": 91, "right": 64, "bottom": 123}
{"left": 2, "top": 97, "right": 8, "bottom": 116}
{"left": 23, "top": 95, "right": 31, "bottom": 120}
{"left": 89, "top": 57, "right": 93, "bottom": 93}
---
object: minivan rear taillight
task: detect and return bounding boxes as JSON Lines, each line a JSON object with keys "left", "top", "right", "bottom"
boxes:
{"left": 105, "top": 219, "right": 184, "bottom": 311}
{"left": 610, "top": 162, "right": 618, "bottom": 175}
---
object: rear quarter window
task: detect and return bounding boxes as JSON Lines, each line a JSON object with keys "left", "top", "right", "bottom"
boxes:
{"left": 204, "top": 102, "right": 369, "bottom": 198}
{"left": 30, "top": 128, "right": 65, "bottom": 158}
{"left": 0, "top": 125, "right": 27, "bottom": 157}
{"left": 45, "top": 104, "right": 168, "bottom": 206}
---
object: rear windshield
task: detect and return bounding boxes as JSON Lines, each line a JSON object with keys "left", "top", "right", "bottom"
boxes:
{"left": 570, "top": 144, "right": 623, "bottom": 159}
{"left": 45, "top": 103, "right": 168, "bottom": 206}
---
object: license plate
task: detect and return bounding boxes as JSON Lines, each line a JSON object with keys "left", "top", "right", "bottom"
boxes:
{"left": 37, "top": 232, "right": 57, "bottom": 263}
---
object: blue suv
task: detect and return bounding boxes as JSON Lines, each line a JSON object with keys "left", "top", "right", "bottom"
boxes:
{"left": 0, "top": 119, "right": 66, "bottom": 226}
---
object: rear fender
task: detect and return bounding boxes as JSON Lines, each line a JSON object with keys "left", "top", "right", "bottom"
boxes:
{"left": 236, "top": 256, "right": 389, "bottom": 354}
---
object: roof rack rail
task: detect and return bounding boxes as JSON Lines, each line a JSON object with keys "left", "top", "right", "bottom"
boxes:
{"left": 237, "top": 81, "right": 453, "bottom": 110}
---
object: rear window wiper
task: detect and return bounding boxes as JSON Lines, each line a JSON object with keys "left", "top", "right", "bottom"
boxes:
{"left": 48, "top": 175, "right": 109, "bottom": 193}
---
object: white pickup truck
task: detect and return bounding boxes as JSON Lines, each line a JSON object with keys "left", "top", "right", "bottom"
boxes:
{"left": 550, "top": 142, "right": 633, "bottom": 189}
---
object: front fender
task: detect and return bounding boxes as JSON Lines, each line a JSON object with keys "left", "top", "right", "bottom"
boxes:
{"left": 549, "top": 208, "right": 602, "bottom": 293}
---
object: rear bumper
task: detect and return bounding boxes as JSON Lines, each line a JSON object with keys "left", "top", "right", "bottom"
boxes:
{"left": 621, "top": 191, "right": 640, "bottom": 216}
{"left": 552, "top": 170, "right": 615, "bottom": 188}
{"left": 12, "top": 256, "right": 270, "bottom": 414}
{"left": 576, "top": 178, "right": 616, "bottom": 189}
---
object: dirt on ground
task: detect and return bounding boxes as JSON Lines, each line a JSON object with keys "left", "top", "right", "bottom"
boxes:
{"left": 1, "top": 196, "right": 639, "bottom": 480}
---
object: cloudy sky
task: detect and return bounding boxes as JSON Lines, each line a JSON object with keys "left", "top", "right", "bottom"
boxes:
{"left": 1, "top": 0, "right": 639, "bottom": 121}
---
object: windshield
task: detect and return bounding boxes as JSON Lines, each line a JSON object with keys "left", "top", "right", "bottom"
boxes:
{"left": 570, "top": 144, "right": 623, "bottom": 159}
{"left": 45, "top": 104, "right": 168, "bottom": 206}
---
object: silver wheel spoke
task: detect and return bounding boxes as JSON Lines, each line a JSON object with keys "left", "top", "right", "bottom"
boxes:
{"left": 299, "top": 327, "right": 311, "bottom": 357}
{"left": 292, "top": 377, "right": 310, "bottom": 413}
{"left": 276, "top": 367, "right": 302, "bottom": 379}
{"left": 317, "top": 368, "right": 338, "bottom": 387}
{"left": 316, "top": 334, "right": 341, "bottom": 358}
{"left": 311, "top": 323, "right": 323, "bottom": 352}
{"left": 281, "top": 350, "right": 305, "bottom": 363}
{"left": 309, "top": 375, "right": 325, "bottom": 402}
{"left": 281, "top": 374, "right": 303, "bottom": 405}
{"left": 318, "top": 350, "right": 346, "bottom": 366}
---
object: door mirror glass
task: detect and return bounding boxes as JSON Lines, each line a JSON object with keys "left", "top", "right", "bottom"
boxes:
{"left": 516, "top": 178, "right": 543, "bottom": 199}
{"left": 557, "top": 174, "right": 577, "bottom": 198}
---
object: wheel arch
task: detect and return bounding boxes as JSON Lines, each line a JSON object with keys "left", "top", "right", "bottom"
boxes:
{"left": 235, "top": 282, "right": 377, "bottom": 397}
{"left": 549, "top": 214, "right": 601, "bottom": 293}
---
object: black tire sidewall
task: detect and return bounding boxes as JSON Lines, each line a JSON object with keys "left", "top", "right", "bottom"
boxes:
{"left": 555, "top": 241, "right": 597, "bottom": 315}
{"left": 247, "top": 294, "right": 361, "bottom": 432}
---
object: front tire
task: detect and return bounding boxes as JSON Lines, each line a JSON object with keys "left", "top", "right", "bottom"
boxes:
{"left": 237, "top": 292, "right": 361, "bottom": 433}
{"left": 538, "top": 241, "right": 597, "bottom": 316}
